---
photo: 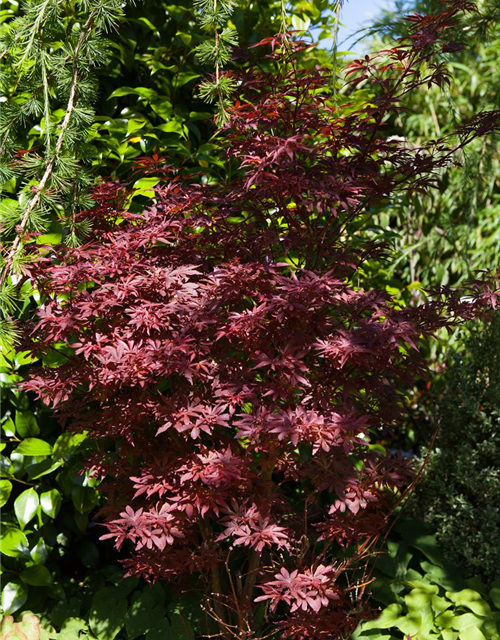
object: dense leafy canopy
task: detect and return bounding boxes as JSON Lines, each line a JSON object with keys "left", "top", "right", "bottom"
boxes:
{"left": 23, "top": 6, "right": 500, "bottom": 637}
{"left": 1, "top": 0, "right": 500, "bottom": 638}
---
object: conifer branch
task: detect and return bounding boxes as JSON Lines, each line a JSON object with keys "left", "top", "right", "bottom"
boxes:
{"left": 17, "top": 0, "right": 52, "bottom": 69}
{"left": 0, "top": 12, "right": 95, "bottom": 288}
{"left": 194, "top": 0, "right": 238, "bottom": 125}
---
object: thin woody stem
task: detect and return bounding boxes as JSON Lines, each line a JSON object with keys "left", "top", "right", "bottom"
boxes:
{"left": 199, "top": 519, "right": 228, "bottom": 631}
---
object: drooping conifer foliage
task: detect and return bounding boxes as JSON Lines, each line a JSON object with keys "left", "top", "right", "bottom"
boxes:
{"left": 0, "top": 0, "right": 126, "bottom": 348}
{"left": 25, "top": 2, "right": 499, "bottom": 638}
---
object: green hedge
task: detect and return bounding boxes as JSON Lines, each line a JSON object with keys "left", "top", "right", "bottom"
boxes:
{"left": 410, "top": 314, "right": 500, "bottom": 583}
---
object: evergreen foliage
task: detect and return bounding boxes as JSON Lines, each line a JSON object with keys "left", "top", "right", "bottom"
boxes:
{"left": 194, "top": 0, "right": 239, "bottom": 124}
{"left": 411, "top": 314, "right": 500, "bottom": 584}
{"left": 0, "top": 0, "right": 125, "bottom": 348}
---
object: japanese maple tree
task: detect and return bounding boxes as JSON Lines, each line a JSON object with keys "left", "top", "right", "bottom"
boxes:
{"left": 25, "top": 2, "right": 499, "bottom": 638}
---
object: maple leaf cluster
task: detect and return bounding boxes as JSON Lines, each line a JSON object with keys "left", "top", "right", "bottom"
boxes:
{"left": 25, "top": 2, "right": 499, "bottom": 638}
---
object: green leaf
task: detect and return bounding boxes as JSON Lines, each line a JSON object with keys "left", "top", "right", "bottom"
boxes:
{"left": 446, "top": 590, "right": 491, "bottom": 617}
{"left": 89, "top": 588, "right": 128, "bottom": 640}
{"left": 14, "top": 438, "right": 53, "bottom": 456}
{"left": 145, "top": 620, "right": 170, "bottom": 640}
{"left": 0, "top": 527, "right": 30, "bottom": 558}
{"left": 79, "top": 540, "right": 99, "bottom": 568}
{"left": 31, "top": 538, "right": 48, "bottom": 565}
{"left": 291, "top": 14, "right": 311, "bottom": 31}
{"left": 489, "top": 588, "right": 500, "bottom": 609}
{"left": 36, "top": 233, "right": 63, "bottom": 245}
{"left": 40, "top": 489, "right": 62, "bottom": 518}
{"left": 1, "top": 454, "right": 14, "bottom": 477}
{"left": 404, "top": 588, "right": 435, "bottom": 633}
{"left": 15, "top": 411, "right": 40, "bottom": 437}
{"left": 131, "top": 177, "right": 159, "bottom": 199}
{"left": 155, "top": 121, "right": 187, "bottom": 137}
{"left": 362, "top": 603, "right": 403, "bottom": 630}
{"left": 422, "top": 561, "right": 467, "bottom": 591}
{"left": 1, "top": 582, "right": 28, "bottom": 614}
{"left": 2, "top": 417, "right": 16, "bottom": 437}
{"left": 14, "top": 487, "right": 39, "bottom": 528}
{"left": 125, "top": 593, "right": 167, "bottom": 639}
{"left": 459, "top": 628, "right": 486, "bottom": 640}
{"left": 137, "top": 17, "right": 159, "bottom": 33}
{"left": 28, "top": 458, "right": 63, "bottom": 480}
{"left": 59, "top": 618, "right": 88, "bottom": 640}
{"left": 406, "top": 580, "right": 439, "bottom": 595}
{"left": 175, "top": 31, "right": 192, "bottom": 46}
{"left": 166, "top": 612, "right": 195, "bottom": 640}
{"left": 0, "top": 479, "right": 13, "bottom": 507}
{"left": 107, "top": 87, "right": 158, "bottom": 101}
{"left": 127, "top": 119, "right": 147, "bottom": 135}
{"left": 20, "top": 564, "right": 52, "bottom": 586}
{"left": 432, "top": 594, "right": 453, "bottom": 615}
{"left": 452, "top": 613, "right": 485, "bottom": 632}
{"left": 436, "top": 610, "right": 457, "bottom": 630}
{"left": 173, "top": 72, "right": 200, "bottom": 89}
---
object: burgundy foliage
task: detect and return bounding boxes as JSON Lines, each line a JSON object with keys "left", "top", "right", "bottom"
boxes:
{"left": 26, "top": 3, "right": 499, "bottom": 638}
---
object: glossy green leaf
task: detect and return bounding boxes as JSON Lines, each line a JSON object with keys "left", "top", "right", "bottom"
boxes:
{"left": 15, "top": 411, "right": 40, "bottom": 438}
{"left": 166, "top": 613, "right": 195, "bottom": 640}
{"left": 2, "top": 417, "right": 16, "bottom": 437}
{"left": 436, "top": 609, "right": 457, "bottom": 629}
{"left": 144, "top": 619, "right": 170, "bottom": 640}
{"left": 30, "top": 538, "right": 48, "bottom": 565}
{"left": 36, "top": 233, "right": 63, "bottom": 245}
{"left": 291, "top": 13, "right": 311, "bottom": 31}
{"left": 397, "top": 614, "right": 426, "bottom": 637}
{"left": 432, "top": 594, "right": 453, "bottom": 615}
{"left": 20, "top": 564, "right": 52, "bottom": 586}
{"left": 0, "top": 527, "right": 30, "bottom": 558}
{"left": 28, "top": 458, "right": 64, "bottom": 480}
{"left": 14, "top": 488, "right": 39, "bottom": 528}
{"left": 14, "top": 438, "right": 52, "bottom": 456}
{"left": 1, "top": 582, "right": 28, "bottom": 614}
{"left": 40, "top": 489, "right": 62, "bottom": 518}
{"left": 0, "top": 454, "right": 14, "bottom": 477}
{"left": 0, "top": 479, "right": 13, "bottom": 507}
{"left": 173, "top": 72, "right": 200, "bottom": 89}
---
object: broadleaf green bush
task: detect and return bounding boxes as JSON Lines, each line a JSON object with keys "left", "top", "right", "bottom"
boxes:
{"left": 354, "top": 518, "right": 500, "bottom": 640}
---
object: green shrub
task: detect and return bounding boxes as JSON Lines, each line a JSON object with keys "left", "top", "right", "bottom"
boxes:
{"left": 354, "top": 517, "right": 500, "bottom": 640}
{"left": 410, "top": 314, "right": 500, "bottom": 583}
